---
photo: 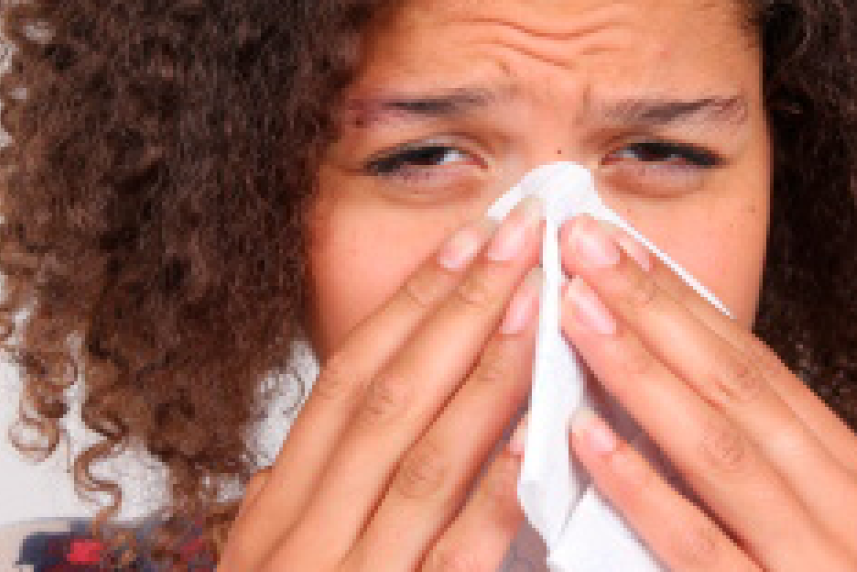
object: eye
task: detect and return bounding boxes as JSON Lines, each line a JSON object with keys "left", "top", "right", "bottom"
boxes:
{"left": 604, "top": 141, "right": 721, "bottom": 169}
{"left": 600, "top": 140, "right": 724, "bottom": 195}
{"left": 365, "top": 143, "right": 474, "bottom": 180}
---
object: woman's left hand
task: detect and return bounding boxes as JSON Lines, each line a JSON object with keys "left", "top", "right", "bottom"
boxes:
{"left": 558, "top": 215, "right": 857, "bottom": 571}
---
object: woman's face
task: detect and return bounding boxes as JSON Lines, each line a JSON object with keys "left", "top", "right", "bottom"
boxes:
{"left": 307, "top": 0, "right": 771, "bottom": 358}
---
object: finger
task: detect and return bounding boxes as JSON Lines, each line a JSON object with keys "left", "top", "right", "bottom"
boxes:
{"left": 561, "top": 275, "right": 842, "bottom": 570}
{"left": 421, "top": 443, "right": 526, "bottom": 572}
{"left": 219, "top": 470, "right": 273, "bottom": 571}
{"left": 570, "top": 410, "right": 761, "bottom": 572}
{"left": 347, "top": 273, "right": 538, "bottom": 571}
{"left": 236, "top": 469, "right": 271, "bottom": 520}
{"left": 563, "top": 216, "right": 857, "bottom": 550}
{"left": 269, "top": 197, "right": 544, "bottom": 568}
{"left": 566, "top": 217, "right": 857, "bottom": 474}
{"left": 223, "top": 217, "right": 497, "bottom": 569}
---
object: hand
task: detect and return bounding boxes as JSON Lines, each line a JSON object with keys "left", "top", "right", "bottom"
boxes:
{"left": 218, "top": 198, "right": 544, "bottom": 571}
{"left": 559, "top": 215, "right": 857, "bottom": 571}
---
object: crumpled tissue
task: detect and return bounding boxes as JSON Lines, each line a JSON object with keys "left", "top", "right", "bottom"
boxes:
{"left": 487, "top": 162, "right": 731, "bottom": 572}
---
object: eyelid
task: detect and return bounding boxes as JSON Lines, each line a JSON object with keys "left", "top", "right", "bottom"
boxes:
{"left": 363, "top": 135, "right": 487, "bottom": 177}
{"left": 366, "top": 135, "right": 482, "bottom": 160}
{"left": 359, "top": 132, "right": 725, "bottom": 200}
{"left": 605, "top": 137, "right": 723, "bottom": 165}
{"left": 598, "top": 138, "right": 723, "bottom": 196}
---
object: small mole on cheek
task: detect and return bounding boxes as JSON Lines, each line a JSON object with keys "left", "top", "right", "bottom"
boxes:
{"left": 557, "top": 148, "right": 563, "bottom": 156}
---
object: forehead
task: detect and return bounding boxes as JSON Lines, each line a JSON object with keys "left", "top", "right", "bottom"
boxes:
{"left": 373, "top": 0, "right": 746, "bottom": 45}
{"left": 355, "top": 0, "right": 756, "bottom": 101}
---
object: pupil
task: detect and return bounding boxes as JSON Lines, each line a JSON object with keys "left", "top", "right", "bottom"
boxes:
{"left": 407, "top": 147, "right": 449, "bottom": 165}
{"left": 635, "top": 142, "right": 674, "bottom": 162}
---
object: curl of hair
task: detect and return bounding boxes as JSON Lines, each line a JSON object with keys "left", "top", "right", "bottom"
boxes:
{"left": 0, "top": 0, "right": 385, "bottom": 565}
{"left": 754, "top": 0, "right": 857, "bottom": 422}
{"left": 0, "top": 0, "right": 854, "bottom": 566}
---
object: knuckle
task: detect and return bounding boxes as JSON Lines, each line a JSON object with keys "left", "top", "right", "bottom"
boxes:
{"left": 478, "top": 451, "right": 523, "bottom": 522}
{"left": 709, "top": 355, "right": 766, "bottom": 405}
{"left": 423, "top": 548, "right": 486, "bottom": 572}
{"left": 617, "top": 342, "right": 656, "bottom": 380}
{"left": 610, "top": 444, "right": 654, "bottom": 507}
{"left": 747, "top": 339, "right": 785, "bottom": 379}
{"left": 471, "top": 340, "right": 513, "bottom": 389}
{"left": 452, "top": 271, "right": 498, "bottom": 315}
{"left": 670, "top": 520, "right": 722, "bottom": 569}
{"left": 314, "top": 351, "right": 364, "bottom": 404}
{"left": 622, "top": 267, "right": 659, "bottom": 313}
{"left": 401, "top": 267, "right": 446, "bottom": 312}
{"left": 394, "top": 439, "right": 450, "bottom": 501}
{"left": 699, "top": 419, "right": 748, "bottom": 474}
{"left": 357, "top": 372, "right": 413, "bottom": 427}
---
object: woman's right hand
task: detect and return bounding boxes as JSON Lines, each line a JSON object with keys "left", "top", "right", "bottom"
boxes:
{"left": 217, "top": 197, "right": 544, "bottom": 571}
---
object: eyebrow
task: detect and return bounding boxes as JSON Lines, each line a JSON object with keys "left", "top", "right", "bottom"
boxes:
{"left": 345, "top": 86, "right": 748, "bottom": 129}
{"left": 345, "top": 87, "right": 507, "bottom": 126}
{"left": 599, "top": 96, "right": 748, "bottom": 127}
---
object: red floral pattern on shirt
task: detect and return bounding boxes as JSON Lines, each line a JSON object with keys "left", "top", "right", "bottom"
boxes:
{"left": 16, "top": 527, "right": 214, "bottom": 570}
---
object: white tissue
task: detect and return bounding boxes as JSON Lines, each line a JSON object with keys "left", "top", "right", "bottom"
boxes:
{"left": 487, "top": 162, "right": 730, "bottom": 572}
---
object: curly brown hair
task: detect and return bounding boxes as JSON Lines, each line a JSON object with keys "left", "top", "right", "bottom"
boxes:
{"left": 0, "top": 0, "right": 855, "bottom": 566}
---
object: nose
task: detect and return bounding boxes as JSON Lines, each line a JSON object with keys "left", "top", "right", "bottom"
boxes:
{"left": 505, "top": 124, "right": 597, "bottom": 194}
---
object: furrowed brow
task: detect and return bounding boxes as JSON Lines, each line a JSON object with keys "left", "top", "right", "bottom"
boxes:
{"left": 343, "top": 86, "right": 748, "bottom": 131}
{"left": 598, "top": 95, "right": 749, "bottom": 128}
{"left": 344, "top": 86, "right": 507, "bottom": 127}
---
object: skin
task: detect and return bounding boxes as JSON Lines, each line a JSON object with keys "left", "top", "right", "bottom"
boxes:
{"left": 219, "top": 0, "right": 857, "bottom": 569}
{"left": 308, "top": 0, "right": 770, "bottom": 354}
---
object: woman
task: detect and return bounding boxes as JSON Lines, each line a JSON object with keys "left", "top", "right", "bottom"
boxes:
{"left": 1, "top": 0, "right": 856, "bottom": 569}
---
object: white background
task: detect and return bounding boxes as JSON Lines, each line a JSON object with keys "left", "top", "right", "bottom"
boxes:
{"left": 0, "top": 348, "right": 309, "bottom": 526}
{"left": 0, "top": 360, "right": 162, "bottom": 525}
{"left": 1, "top": 360, "right": 104, "bottom": 524}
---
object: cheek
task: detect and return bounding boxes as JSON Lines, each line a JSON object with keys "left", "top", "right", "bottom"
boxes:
{"left": 674, "top": 202, "right": 768, "bottom": 328}
{"left": 709, "top": 202, "right": 769, "bottom": 327}
{"left": 615, "top": 189, "right": 770, "bottom": 330}
{"left": 306, "top": 202, "right": 459, "bottom": 358}
{"left": 700, "top": 148, "right": 772, "bottom": 328}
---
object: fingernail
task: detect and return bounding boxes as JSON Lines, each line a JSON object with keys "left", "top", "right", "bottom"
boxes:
{"left": 571, "top": 408, "right": 618, "bottom": 455}
{"left": 613, "top": 229, "right": 652, "bottom": 272}
{"left": 438, "top": 218, "right": 499, "bottom": 271}
{"left": 486, "top": 196, "right": 544, "bottom": 262}
{"left": 570, "top": 217, "right": 621, "bottom": 269}
{"left": 501, "top": 268, "right": 543, "bottom": 335}
{"left": 508, "top": 414, "right": 529, "bottom": 457}
{"left": 566, "top": 277, "right": 617, "bottom": 335}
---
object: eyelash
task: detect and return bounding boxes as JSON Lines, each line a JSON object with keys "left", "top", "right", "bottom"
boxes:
{"left": 364, "top": 140, "right": 722, "bottom": 181}
{"left": 365, "top": 144, "right": 476, "bottom": 179}
{"left": 605, "top": 141, "right": 720, "bottom": 168}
